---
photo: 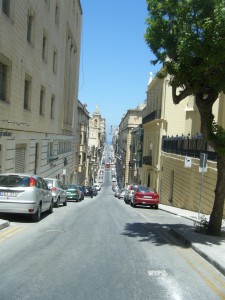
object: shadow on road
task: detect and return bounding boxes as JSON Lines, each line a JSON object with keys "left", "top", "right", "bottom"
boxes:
{"left": 121, "top": 221, "right": 225, "bottom": 247}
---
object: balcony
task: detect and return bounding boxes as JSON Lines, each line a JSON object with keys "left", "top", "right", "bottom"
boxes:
{"left": 48, "top": 155, "right": 58, "bottom": 162}
{"left": 143, "top": 109, "right": 161, "bottom": 124}
{"left": 143, "top": 156, "right": 152, "bottom": 165}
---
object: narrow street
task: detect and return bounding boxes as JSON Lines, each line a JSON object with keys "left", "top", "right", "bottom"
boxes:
{"left": 0, "top": 172, "right": 225, "bottom": 300}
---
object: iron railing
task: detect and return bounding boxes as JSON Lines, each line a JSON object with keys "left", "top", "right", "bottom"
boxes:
{"left": 143, "top": 110, "right": 161, "bottom": 124}
{"left": 162, "top": 135, "right": 217, "bottom": 161}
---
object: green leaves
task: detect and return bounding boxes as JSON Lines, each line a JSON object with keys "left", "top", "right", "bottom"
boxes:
{"left": 145, "top": 0, "right": 225, "bottom": 94}
{"left": 211, "top": 121, "right": 225, "bottom": 155}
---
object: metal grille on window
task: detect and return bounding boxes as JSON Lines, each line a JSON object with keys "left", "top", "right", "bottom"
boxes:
{"left": 15, "top": 148, "right": 26, "bottom": 173}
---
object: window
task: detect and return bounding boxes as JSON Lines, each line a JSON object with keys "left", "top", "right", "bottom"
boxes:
{"left": 2, "top": 0, "right": 10, "bottom": 17}
{"left": 39, "top": 87, "right": 45, "bottom": 115}
{"left": 53, "top": 49, "right": 57, "bottom": 73}
{"left": 34, "top": 143, "right": 39, "bottom": 175}
{"left": 48, "top": 142, "right": 54, "bottom": 157}
{"left": 0, "top": 62, "right": 7, "bottom": 102}
{"left": 27, "top": 11, "right": 34, "bottom": 44}
{"left": 44, "top": 0, "right": 50, "bottom": 10}
{"left": 55, "top": 3, "right": 59, "bottom": 25}
{"left": 50, "top": 95, "right": 55, "bottom": 119}
{"left": 15, "top": 145, "right": 26, "bottom": 173}
{"left": 24, "top": 75, "right": 31, "bottom": 110}
{"left": 42, "top": 33, "right": 47, "bottom": 62}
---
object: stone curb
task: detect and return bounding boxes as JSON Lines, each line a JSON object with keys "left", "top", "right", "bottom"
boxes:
{"left": 0, "top": 221, "right": 10, "bottom": 230}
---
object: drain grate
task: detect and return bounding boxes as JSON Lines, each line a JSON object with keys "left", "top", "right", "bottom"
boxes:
{"left": 148, "top": 270, "right": 168, "bottom": 277}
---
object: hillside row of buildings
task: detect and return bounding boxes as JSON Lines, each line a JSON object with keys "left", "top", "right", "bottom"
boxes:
{"left": 0, "top": 0, "right": 106, "bottom": 186}
{"left": 113, "top": 72, "right": 225, "bottom": 217}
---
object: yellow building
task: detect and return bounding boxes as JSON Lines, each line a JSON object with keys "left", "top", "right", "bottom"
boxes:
{"left": 160, "top": 93, "right": 225, "bottom": 216}
{"left": 117, "top": 104, "right": 145, "bottom": 186}
{"left": 142, "top": 73, "right": 188, "bottom": 190}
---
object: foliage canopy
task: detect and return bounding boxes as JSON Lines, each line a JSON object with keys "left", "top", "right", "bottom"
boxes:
{"left": 145, "top": 0, "right": 225, "bottom": 96}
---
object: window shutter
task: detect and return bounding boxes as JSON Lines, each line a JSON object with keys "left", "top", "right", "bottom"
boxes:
{"left": 15, "top": 148, "right": 26, "bottom": 173}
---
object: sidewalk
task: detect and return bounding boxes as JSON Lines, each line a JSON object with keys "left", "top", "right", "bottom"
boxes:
{"left": 159, "top": 204, "right": 225, "bottom": 276}
{"left": 0, "top": 218, "right": 10, "bottom": 230}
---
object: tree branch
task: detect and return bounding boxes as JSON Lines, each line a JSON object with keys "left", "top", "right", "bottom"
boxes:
{"left": 172, "top": 85, "right": 192, "bottom": 104}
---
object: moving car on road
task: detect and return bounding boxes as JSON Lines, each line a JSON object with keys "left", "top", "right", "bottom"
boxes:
{"left": 0, "top": 173, "right": 54, "bottom": 222}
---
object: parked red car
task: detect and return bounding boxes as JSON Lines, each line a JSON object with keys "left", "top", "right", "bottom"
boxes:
{"left": 130, "top": 186, "right": 159, "bottom": 209}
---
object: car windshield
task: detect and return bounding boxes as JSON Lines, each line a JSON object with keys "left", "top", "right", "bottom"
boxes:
{"left": 138, "top": 186, "right": 155, "bottom": 193}
{"left": 131, "top": 185, "right": 138, "bottom": 190}
{"left": 0, "top": 175, "right": 30, "bottom": 187}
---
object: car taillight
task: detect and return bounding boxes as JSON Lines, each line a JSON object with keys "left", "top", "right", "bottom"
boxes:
{"left": 29, "top": 177, "right": 36, "bottom": 187}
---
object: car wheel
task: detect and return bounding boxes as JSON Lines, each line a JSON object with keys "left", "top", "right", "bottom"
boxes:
{"left": 63, "top": 199, "right": 67, "bottom": 206}
{"left": 48, "top": 200, "right": 54, "bottom": 214}
{"left": 55, "top": 198, "right": 59, "bottom": 208}
{"left": 130, "top": 201, "right": 133, "bottom": 207}
{"left": 155, "top": 204, "right": 158, "bottom": 209}
{"left": 32, "top": 204, "right": 42, "bottom": 222}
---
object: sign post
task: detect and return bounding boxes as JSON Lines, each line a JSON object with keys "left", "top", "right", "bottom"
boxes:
{"left": 198, "top": 153, "right": 208, "bottom": 220}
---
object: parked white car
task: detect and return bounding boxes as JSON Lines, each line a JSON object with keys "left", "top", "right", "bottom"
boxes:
{"left": 94, "top": 183, "right": 101, "bottom": 191}
{"left": 0, "top": 173, "right": 54, "bottom": 222}
{"left": 44, "top": 178, "right": 67, "bottom": 207}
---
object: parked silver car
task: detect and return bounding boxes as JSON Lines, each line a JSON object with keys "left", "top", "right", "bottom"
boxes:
{"left": 44, "top": 178, "right": 67, "bottom": 207}
{"left": 0, "top": 173, "right": 54, "bottom": 222}
{"left": 118, "top": 188, "right": 126, "bottom": 199}
{"left": 124, "top": 184, "right": 138, "bottom": 204}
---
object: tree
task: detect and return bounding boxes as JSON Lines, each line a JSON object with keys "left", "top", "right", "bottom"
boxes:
{"left": 145, "top": 0, "right": 225, "bottom": 236}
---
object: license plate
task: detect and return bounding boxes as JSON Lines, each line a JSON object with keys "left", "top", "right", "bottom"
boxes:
{"left": 144, "top": 196, "right": 152, "bottom": 199}
{"left": 0, "top": 191, "right": 18, "bottom": 197}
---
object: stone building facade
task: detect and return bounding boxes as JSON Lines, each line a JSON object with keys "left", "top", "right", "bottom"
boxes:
{"left": 117, "top": 104, "right": 145, "bottom": 187}
{"left": 76, "top": 101, "right": 90, "bottom": 185}
{"left": 0, "top": 0, "right": 82, "bottom": 184}
{"left": 87, "top": 106, "right": 106, "bottom": 185}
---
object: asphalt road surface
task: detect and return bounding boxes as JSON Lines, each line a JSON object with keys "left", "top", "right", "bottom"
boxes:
{"left": 0, "top": 171, "right": 225, "bottom": 300}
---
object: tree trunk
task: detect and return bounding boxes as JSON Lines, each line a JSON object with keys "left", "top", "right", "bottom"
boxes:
{"left": 195, "top": 92, "right": 225, "bottom": 236}
{"left": 208, "top": 155, "right": 225, "bottom": 236}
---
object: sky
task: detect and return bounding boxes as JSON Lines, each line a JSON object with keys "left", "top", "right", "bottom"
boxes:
{"left": 78, "top": 0, "right": 161, "bottom": 138}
